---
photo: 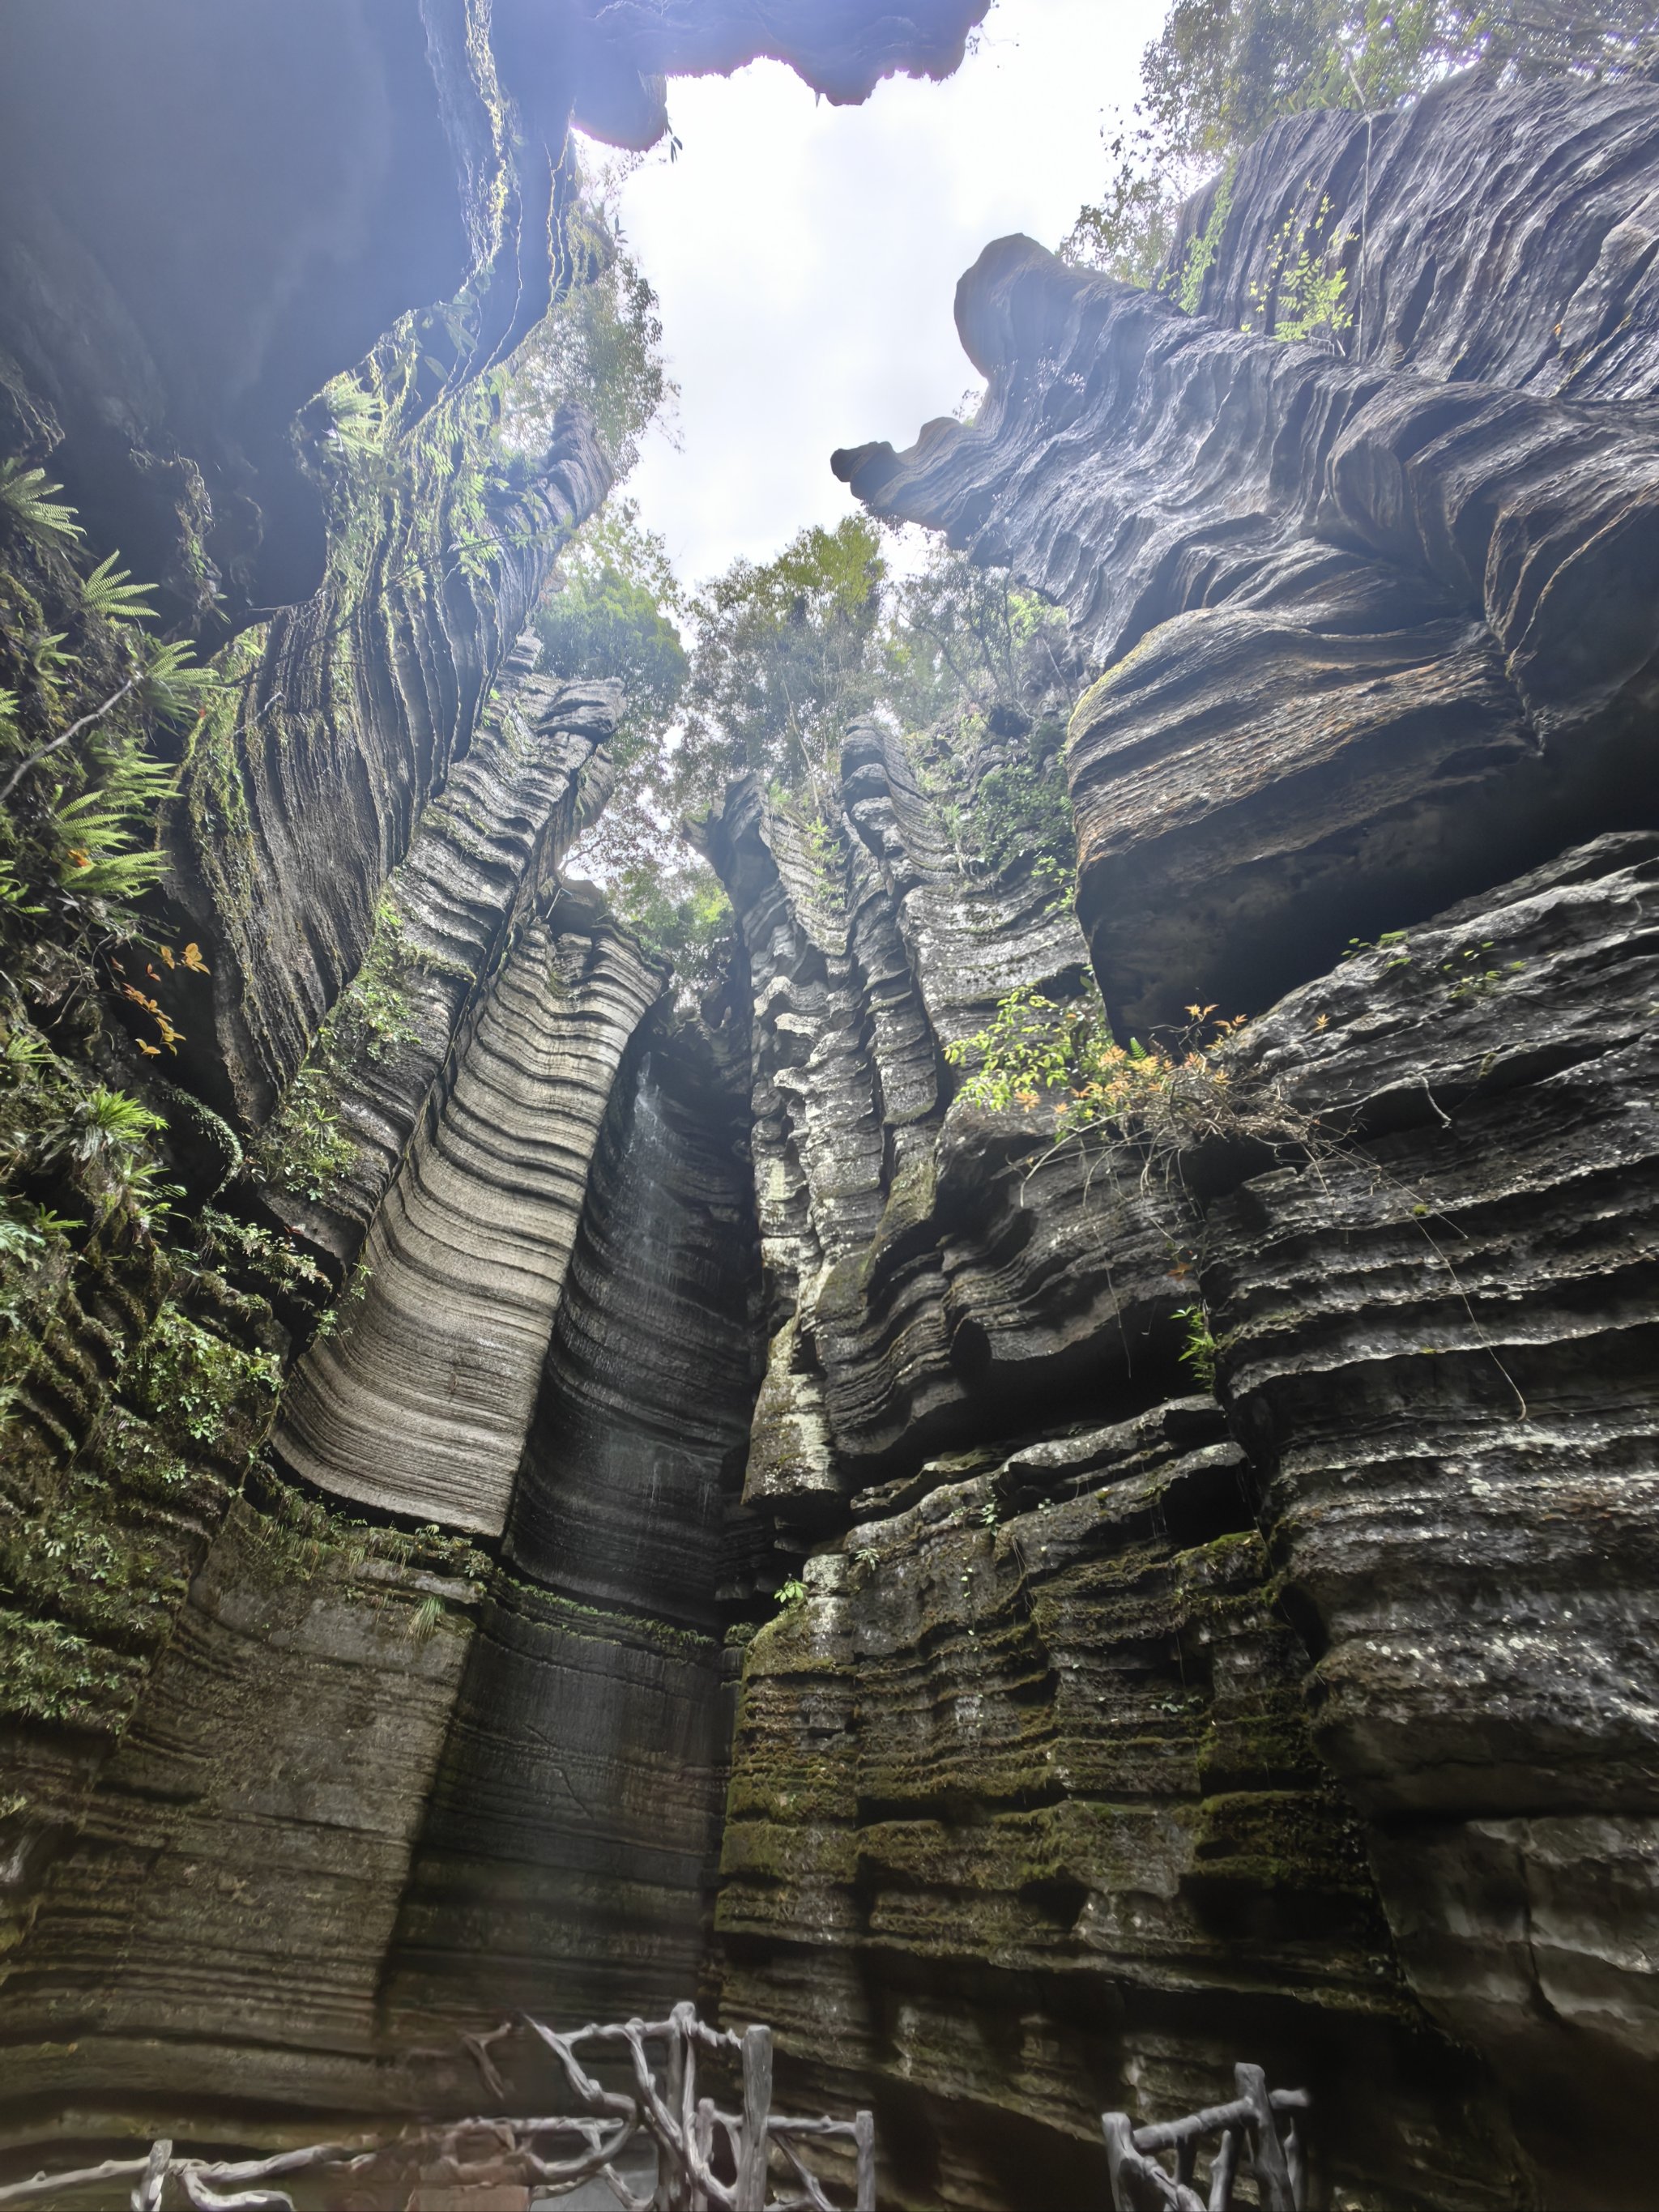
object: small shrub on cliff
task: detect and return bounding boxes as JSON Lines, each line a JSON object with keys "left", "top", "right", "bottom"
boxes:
{"left": 947, "top": 982, "right": 1320, "bottom": 1197}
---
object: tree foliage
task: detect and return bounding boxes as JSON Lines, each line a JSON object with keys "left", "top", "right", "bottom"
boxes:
{"left": 499, "top": 168, "right": 676, "bottom": 480}
{"left": 535, "top": 500, "right": 689, "bottom": 757}
{"left": 676, "top": 516, "right": 888, "bottom": 812}
{"left": 1064, "top": 0, "right": 1659, "bottom": 283}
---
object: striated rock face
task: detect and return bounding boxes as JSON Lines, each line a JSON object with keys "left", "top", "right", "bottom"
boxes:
{"left": 834, "top": 75, "right": 1659, "bottom": 1041}
{"left": 1, "top": 0, "right": 987, "bottom": 2164}
{"left": 6, "top": 42, "right": 1659, "bottom": 2212}
{"left": 275, "top": 903, "right": 664, "bottom": 1534}
{"left": 168, "top": 424, "right": 614, "bottom": 1131}
{"left": 706, "top": 722, "right": 1146, "bottom": 1528}
{"left": 721, "top": 1407, "right": 1510, "bottom": 2212}
{"left": 385, "top": 1016, "right": 761, "bottom": 2034}
{"left": 704, "top": 65, "right": 1659, "bottom": 2212}
{"left": 1209, "top": 833, "right": 1659, "bottom": 2188}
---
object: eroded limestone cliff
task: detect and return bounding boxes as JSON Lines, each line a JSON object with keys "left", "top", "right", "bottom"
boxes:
{"left": 707, "top": 64, "right": 1657, "bottom": 2211}
{"left": 0, "top": 32, "right": 1655, "bottom": 2212}
{"left": 0, "top": 0, "right": 979, "bottom": 2168}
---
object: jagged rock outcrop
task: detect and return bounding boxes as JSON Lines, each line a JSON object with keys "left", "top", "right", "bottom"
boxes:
{"left": 693, "top": 65, "right": 1659, "bottom": 2212}
{"left": 834, "top": 75, "right": 1659, "bottom": 1038}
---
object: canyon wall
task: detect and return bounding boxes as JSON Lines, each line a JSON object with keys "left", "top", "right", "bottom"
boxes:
{"left": 700, "top": 65, "right": 1657, "bottom": 2212}
{"left": 0, "top": 0, "right": 981, "bottom": 2170}
{"left": 2, "top": 30, "right": 1657, "bottom": 2212}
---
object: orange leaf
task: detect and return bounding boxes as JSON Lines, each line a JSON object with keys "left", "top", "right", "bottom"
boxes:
{"left": 136, "top": 1038, "right": 160, "bottom": 1056}
{"left": 157, "top": 945, "right": 175, "bottom": 970}
{"left": 181, "top": 942, "right": 210, "bottom": 974}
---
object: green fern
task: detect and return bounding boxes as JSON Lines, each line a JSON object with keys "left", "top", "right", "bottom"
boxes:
{"left": 0, "top": 462, "right": 83, "bottom": 547}
{"left": 39, "top": 1085, "right": 164, "bottom": 1173}
{"left": 139, "top": 635, "right": 216, "bottom": 723}
{"left": 52, "top": 735, "right": 177, "bottom": 904}
{"left": 81, "top": 553, "right": 157, "bottom": 626}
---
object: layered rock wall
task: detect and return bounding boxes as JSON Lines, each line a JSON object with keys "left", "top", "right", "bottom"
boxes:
{"left": 0, "top": 0, "right": 983, "bottom": 2163}
{"left": 710, "top": 69, "right": 1659, "bottom": 2211}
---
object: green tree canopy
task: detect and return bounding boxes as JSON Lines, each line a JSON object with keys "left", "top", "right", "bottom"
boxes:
{"left": 1065, "top": 0, "right": 1659, "bottom": 282}
{"left": 499, "top": 164, "right": 675, "bottom": 480}
{"left": 535, "top": 500, "right": 689, "bottom": 757}
{"left": 676, "top": 515, "right": 888, "bottom": 812}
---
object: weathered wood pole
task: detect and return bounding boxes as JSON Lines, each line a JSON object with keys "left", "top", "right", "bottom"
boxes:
{"left": 690, "top": 2097, "right": 716, "bottom": 2212}
{"left": 1207, "top": 2123, "right": 1240, "bottom": 2211}
{"left": 735, "top": 2023, "right": 773, "bottom": 2212}
{"left": 658, "top": 2016, "right": 688, "bottom": 2212}
{"left": 1235, "top": 2065, "right": 1295, "bottom": 2212}
{"left": 1101, "top": 2113, "right": 1139, "bottom": 2210}
{"left": 134, "top": 2139, "right": 171, "bottom": 2212}
{"left": 854, "top": 2108, "right": 876, "bottom": 2212}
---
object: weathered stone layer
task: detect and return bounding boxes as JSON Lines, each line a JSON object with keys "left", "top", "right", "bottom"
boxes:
{"left": 275, "top": 902, "right": 664, "bottom": 1535}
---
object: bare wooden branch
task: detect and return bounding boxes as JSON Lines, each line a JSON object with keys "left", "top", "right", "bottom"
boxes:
{"left": 1106, "top": 2070, "right": 1310, "bottom": 2212}
{"left": 0, "top": 670, "right": 143, "bottom": 805}
{"left": 9, "top": 2005, "right": 870, "bottom": 2212}
{"left": 1206, "top": 2126, "right": 1239, "bottom": 2212}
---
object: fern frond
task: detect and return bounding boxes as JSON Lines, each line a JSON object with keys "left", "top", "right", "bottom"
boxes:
{"left": 82, "top": 552, "right": 157, "bottom": 625}
{"left": 139, "top": 636, "right": 218, "bottom": 723}
{"left": 0, "top": 461, "right": 83, "bottom": 546}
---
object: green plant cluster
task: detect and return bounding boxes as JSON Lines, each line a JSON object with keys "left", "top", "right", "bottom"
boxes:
{"left": 0, "top": 462, "right": 219, "bottom": 955}
{"left": 1240, "top": 193, "right": 1356, "bottom": 343}
{"left": 0, "top": 1012, "right": 176, "bottom": 1238}
{"left": 126, "top": 1304, "right": 281, "bottom": 1449}
{"left": 972, "top": 755, "right": 1078, "bottom": 906}
{"left": 249, "top": 896, "right": 419, "bottom": 1203}
{"left": 945, "top": 982, "right": 1307, "bottom": 1194}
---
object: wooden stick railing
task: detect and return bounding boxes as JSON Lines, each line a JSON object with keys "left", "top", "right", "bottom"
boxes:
{"left": 1103, "top": 2065, "right": 1309, "bottom": 2212}
{"left": 0, "top": 2005, "right": 874, "bottom": 2212}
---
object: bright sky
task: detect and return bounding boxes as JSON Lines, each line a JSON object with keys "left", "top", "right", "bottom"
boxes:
{"left": 582, "top": 0, "right": 1166, "bottom": 589}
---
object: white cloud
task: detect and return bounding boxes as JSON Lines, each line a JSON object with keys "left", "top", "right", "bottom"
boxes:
{"left": 584, "top": 0, "right": 1164, "bottom": 589}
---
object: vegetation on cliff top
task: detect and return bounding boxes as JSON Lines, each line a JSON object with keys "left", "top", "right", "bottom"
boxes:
{"left": 1065, "top": 0, "right": 1659, "bottom": 286}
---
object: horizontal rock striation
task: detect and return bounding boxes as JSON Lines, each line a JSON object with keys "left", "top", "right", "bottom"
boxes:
{"left": 168, "top": 407, "right": 612, "bottom": 1131}
{"left": 708, "top": 723, "right": 1181, "bottom": 1520}
{"left": 769, "top": 69, "right": 1659, "bottom": 2211}
{"left": 0, "top": 1494, "right": 489, "bottom": 2122}
{"left": 720, "top": 1403, "right": 1514, "bottom": 2210}
{"left": 275, "top": 898, "right": 664, "bottom": 1536}
{"left": 250, "top": 654, "right": 621, "bottom": 1254}
{"left": 382, "top": 1012, "right": 763, "bottom": 2035}
{"left": 1170, "top": 68, "right": 1659, "bottom": 403}
{"left": 1204, "top": 832, "right": 1659, "bottom": 2194}
{"left": 834, "top": 75, "right": 1659, "bottom": 1035}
